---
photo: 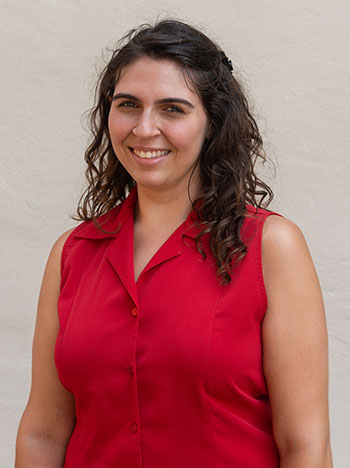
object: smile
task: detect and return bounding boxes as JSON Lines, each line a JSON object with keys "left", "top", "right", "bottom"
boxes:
{"left": 129, "top": 147, "right": 171, "bottom": 159}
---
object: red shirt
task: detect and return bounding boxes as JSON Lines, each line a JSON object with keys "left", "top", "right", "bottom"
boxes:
{"left": 55, "top": 187, "right": 280, "bottom": 467}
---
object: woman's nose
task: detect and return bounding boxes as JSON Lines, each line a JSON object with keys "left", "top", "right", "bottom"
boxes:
{"left": 132, "top": 111, "right": 161, "bottom": 138}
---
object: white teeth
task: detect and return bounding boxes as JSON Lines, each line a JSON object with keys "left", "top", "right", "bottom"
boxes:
{"left": 132, "top": 148, "right": 170, "bottom": 159}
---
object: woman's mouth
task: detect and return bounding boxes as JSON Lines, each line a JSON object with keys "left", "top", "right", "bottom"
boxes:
{"left": 129, "top": 147, "right": 171, "bottom": 159}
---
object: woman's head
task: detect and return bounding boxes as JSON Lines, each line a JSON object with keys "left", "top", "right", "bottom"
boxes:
{"left": 103, "top": 20, "right": 256, "bottom": 181}
{"left": 103, "top": 19, "right": 255, "bottom": 198}
{"left": 76, "top": 18, "right": 273, "bottom": 283}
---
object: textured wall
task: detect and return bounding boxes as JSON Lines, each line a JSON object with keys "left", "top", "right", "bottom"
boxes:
{"left": 1, "top": 0, "right": 349, "bottom": 466}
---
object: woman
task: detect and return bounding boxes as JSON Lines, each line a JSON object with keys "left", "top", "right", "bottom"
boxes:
{"left": 16, "top": 19, "right": 333, "bottom": 467}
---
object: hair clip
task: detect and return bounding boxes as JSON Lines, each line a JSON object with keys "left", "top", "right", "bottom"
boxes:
{"left": 220, "top": 52, "right": 233, "bottom": 73}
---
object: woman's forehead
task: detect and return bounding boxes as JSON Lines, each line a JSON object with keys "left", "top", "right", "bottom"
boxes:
{"left": 114, "top": 57, "right": 198, "bottom": 99}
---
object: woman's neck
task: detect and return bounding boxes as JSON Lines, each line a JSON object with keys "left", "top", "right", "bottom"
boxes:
{"left": 134, "top": 183, "right": 200, "bottom": 230}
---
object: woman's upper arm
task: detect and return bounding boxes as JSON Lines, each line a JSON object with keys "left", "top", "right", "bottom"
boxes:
{"left": 19, "top": 228, "right": 76, "bottom": 442}
{"left": 261, "top": 215, "right": 331, "bottom": 458}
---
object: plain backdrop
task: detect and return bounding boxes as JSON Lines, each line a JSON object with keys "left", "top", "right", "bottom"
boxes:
{"left": 1, "top": 0, "right": 349, "bottom": 466}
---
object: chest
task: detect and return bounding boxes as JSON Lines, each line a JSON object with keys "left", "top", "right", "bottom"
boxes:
{"left": 133, "top": 223, "right": 181, "bottom": 282}
{"left": 56, "top": 231, "right": 268, "bottom": 403}
{"left": 133, "top": 238, "right": 162, "bottom": 283}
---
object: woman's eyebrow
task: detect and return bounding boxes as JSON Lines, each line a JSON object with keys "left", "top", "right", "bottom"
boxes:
{"left": 112, "top": 93, "right": 195, "bottom": 108}
{"left": 156, "top": 97, "right": 195, "bottom": 108}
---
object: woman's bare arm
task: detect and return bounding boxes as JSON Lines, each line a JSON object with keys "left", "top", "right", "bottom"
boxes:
{"left": 15, "top": 229, "right": 76, "bottom": 468}
{"left": 261, "top": 215, "right": 333, "bottom": 467}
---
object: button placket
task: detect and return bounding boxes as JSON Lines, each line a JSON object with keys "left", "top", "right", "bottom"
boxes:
{"left": 127, "top": 301, "right": 140, "bottom": 444}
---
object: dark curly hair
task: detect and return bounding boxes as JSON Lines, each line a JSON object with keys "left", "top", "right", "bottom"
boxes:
{"left": 74, "top": 18, "right": 274, "bottom": 285}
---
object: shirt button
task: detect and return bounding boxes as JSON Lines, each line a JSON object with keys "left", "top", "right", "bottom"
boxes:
{"left": 131, "top": 307, "right": 138, "bottom": 317}
{"left": 131, "top": 423, "right": 138, "bottom": 433}
{"left": 124, "top": 365, "right": 134, "bottom": 376}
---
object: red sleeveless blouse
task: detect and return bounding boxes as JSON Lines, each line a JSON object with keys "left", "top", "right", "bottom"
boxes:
{"left": 55, "top": 187, "right": 280, "bottom": 467}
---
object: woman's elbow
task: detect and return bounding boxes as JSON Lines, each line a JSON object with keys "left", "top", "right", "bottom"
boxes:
{"left": 278, "top": 433, "right": 333, "bottom": 467}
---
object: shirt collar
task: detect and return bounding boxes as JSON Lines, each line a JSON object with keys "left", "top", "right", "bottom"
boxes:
{"left": 72, "top": 186, "right": 200, "bottom": 240}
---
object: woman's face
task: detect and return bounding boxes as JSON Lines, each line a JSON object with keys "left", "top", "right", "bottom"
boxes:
{"left": 108, "top": 56, "right": 209, "bottom": 197}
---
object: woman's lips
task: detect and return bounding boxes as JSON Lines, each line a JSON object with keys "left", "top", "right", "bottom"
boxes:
{"left": 128, "top": 147, "right": 171, "bottom": 164}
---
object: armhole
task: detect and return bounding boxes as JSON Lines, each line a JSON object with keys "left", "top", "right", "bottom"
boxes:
{"left": 257, "top": 212, "right": 284, "bottom": 317}
{"left": 59, "top": 227, "right": 79, "bottom": 291}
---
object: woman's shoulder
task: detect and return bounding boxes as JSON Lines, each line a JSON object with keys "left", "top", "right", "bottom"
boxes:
{"left": 49, "top": 227, "right": 76, "bottom": 257}
{"left": 243, "top": 205, "right": 311, "bottom": 276}
{"left": 56, "top": 227, "right": 77, "bottom": 246}
{"left": 47, "top": 227, "right": 78, "bottom": 271}
{"left": 52, "top": 205, "right": 125, "bottom": 269}
{"left": 244, "top": 204, "right": 300, "bottom": 241}
{"left": 262, "top": 214, "right": 307, "bottom": 257}
{"left": 261, "top": 213, "right": 313, "bottom": 285}
{"left": 36, "top": 228, "right": 78, "bottom": 300}
{"left": 53, "top": 203, "right": 124, "bottom": 248}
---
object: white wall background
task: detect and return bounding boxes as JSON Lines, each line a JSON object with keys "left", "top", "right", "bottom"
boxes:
{"left": 1, "top": 0, "right": 349, "bottom": 466}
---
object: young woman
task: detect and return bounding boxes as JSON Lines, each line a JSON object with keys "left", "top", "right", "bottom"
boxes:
{"left": 16, "top": 19, "right": 333, "bottom": 467}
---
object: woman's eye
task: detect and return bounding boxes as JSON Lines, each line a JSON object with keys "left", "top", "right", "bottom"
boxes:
{"left": 165, "top": 105, "right": 184, "bottom": 114}
{"left": 118, "top": 101, "right": 137, "bottom": 108}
